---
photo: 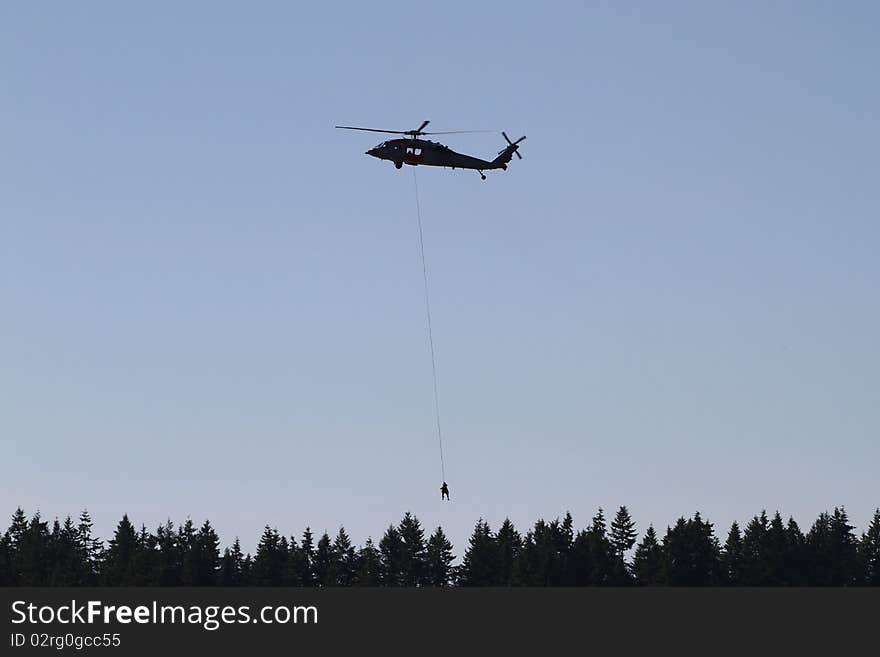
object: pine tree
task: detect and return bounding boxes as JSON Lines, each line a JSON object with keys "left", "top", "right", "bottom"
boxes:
{"left": 610, "top": 507, "right": 637, "bottom": 557}
{"left": 299, "top": 528, "right": 315, "bottom": 586}
{"left": 252, "top": 526, "right": 284, "bottom": 585}
{"left": 76, "top": 510, "right": 102, "bottom": 585}
{"left": 632, "top": 526, "right": 664, "bottom": 585}
{"left": 103, "top": 515, "right": 139, "bottom": 586}
{"left": 494, "top": 519, "right": 522, "bottom": 586}
{"left": 312, "top": 532, "right": 335, "bottom": 586}
{"left": 193, "top": 520, "right": 220, "bottom": 585}
{"left": 859, "top": 509, "right": 880, "bottom": 585}
{"left": 582, "top": 509, "right": 613, "bottom": 585}
{"left": 610, "top": 506, "right": 637, "bottom": 584}
{"left": 741, "top": 511, "right": 769, "bottom": 585}
{"left": 134, "top": 524, "right": 157, "bottom": 585}
{"left": 521, "top": 518, "right": 567, "bottom": 585}
{"left": 49, "top": 517, "right": 83, "bottom": 586}
{"left": 219, "top": 538, "right": 244, "bottom": 585}
{"left": 0, "top": 531, "right": 13, "bottom": 586}
{"left": 459, "top": 520, "right": 496, "bottom": 586}
{"left": 177, "top": 519, "right": 198, "bottom": 585}
{"left": 763, "top": 512, "right": 789, "bottom": 585}
{"left": 828, "top": 507, "right": 859, "bottom": 586}
{"left": 378, "top": 525, "right": 404, "bottom": 586}
{"left": 332, "top": 528, "right": 357, "bottom": 586}
{"left": 356, "top": 538, "right": 381, "bottom": 586}
{"left": 784, "top": 517, "right": 807, "bottom": 586}
{"left": 805, "top": 511, "right": 832, "bottom": 585}
{"left": 425, "top": 527, "right": 455, "bottom": 586}
{"left": 722, "top": 522, "right": 744, "bottom": 585}
{"left": 155, "top": 520, "right": 181, "bottom": 585}
{"left": 398, "top": 512, "right": 428, "bottom": 586}
{"left": 662, "top": 513, "right": 721, "bottom": 586}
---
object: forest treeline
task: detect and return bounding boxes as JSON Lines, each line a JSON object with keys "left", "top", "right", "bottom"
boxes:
{"left": 2, "top": 506, "right": 879, "bottom": 587}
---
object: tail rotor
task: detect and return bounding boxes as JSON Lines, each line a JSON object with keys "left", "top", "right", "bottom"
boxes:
{"left": 500, "top": 131, "right": 526, "bottom": 159}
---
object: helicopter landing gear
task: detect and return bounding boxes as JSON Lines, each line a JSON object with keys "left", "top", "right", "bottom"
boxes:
{"left": 394, "top": 161, "right": 403, "bottom": 169}
{"left": 478, "top": 171, "right": 486, "bottom": 180}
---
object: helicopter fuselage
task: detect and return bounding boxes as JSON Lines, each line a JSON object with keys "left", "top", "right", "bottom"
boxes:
{"left": 366, "top": 138, "right": 507, "bottom": 172}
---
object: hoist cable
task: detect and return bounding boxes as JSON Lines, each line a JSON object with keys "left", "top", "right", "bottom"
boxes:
{"left": 412, "top": 168, "right": 446, "bottom": 483}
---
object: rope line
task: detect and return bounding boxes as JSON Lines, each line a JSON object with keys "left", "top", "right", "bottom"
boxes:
{"left": 412, "top": 168, "right": 446, "bottom": 483}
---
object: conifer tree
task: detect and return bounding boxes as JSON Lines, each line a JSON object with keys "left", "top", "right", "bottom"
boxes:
{"left": 177, "top": 519, "right": 198, "bottom": 585}
{"left": 13, "top": 512, "right": 50, "bottom": 585}
{"left": 332, "top": 528, "right": 357, "bottom": 586}
{"left": 398, "top": 512, "right": 428, "bottom": 586}
{"left": 103, "top": 515, "right": 139, "bottom": 586}
{"left": 49, "top": 517, "right": 83, "bottom": 586}
{"left": 859, "top": 508, "right": 880, "bottom": 586}
{"left": 494, "top": 519, "right": 522, "bottom": 586}
{"left": 219, "top": 538, "right": 245, "bottom": 586}
{"left": 784, "top": 517, "right": 807, "bottom": 586}
{"left": 356, "top": 538, "right": 381, "bottom": 586}
{"left": 379, "top": 525, "right": 404, "bottom": 586}
{"left": 763, "top": 512, "right": 789, "bottom": 585}
{"left": 610, "top": 506, "right": 637, "bottom": 584}
{"left": 610, "top": 506, "right": 637, "bottom": 557}
{"left": 0, "top": 531, "right": 13, "bottom": 586}
{"left": 632, "top": 526, "right": 664, "bottom": 585}
{"left": 312, "top": 532, "right": 335, "bottom": 586}
{"left": 521, "top": 519, "right": 566, "bottom": 585}
{"left": 155, "top": 520, "right": 181, "bottom": 586}
{"left": 741, "top": 511, "right": 769, "bottom": 585}
{"left": 828, "top": 507, "right": 859, "bottom": 586}
{"left": 805, "top": 511, "right": 831, "bottom": 585}
{"left": 241, "top": 554, "right": 254, "bottom": 585}
{"left": 722, "top": 522, "right": 744, "bottom": 585}
{"left": 299, "top": 528, "right": 315, "bottom": 586}
{"left": 584, "top": 509, "right": 613, "bottom": 585}
{"left": 425, "top": 527, "right": 455, "bottom": 586}
{"left": 193, "top": 520, "right": 221, "bottom": 585}
{"left": 662, "top": 513, "right": 721, "bottom": 585}
{"left": 76, "top": 510, "right": 102, "bottom": 585}
{"left": 252, "top": 526, "right": 284, "bottom": 585}
{"left": 134, "top": 524, "right": 157, "bottom": 586}
{"left": 459, "top": 520, "right": 496, "bottom": 586}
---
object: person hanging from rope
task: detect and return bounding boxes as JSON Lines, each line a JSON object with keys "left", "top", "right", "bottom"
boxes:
{"left": 440, "top": 481, "right": 450, "bottom": 501}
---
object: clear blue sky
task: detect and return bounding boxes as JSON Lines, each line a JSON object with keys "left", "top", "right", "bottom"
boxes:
{"left": 3, "top": 2, "right": 878, "bottom": 553}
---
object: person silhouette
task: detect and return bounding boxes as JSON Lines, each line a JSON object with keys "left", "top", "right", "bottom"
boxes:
{"left": 440, "top": 482, "right": 450, "bottom": 501}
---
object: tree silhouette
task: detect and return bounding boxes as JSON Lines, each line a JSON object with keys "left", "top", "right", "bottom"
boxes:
{"left": 859, "top": 509, "right": 880, "bottom": 586}
{"left": 662, "top": 513, "right": 721, "bottom": 586}
{"left": 333, "top": 528, "right": 357, "bottom": 586}
{"left": 398, "top": 513, "right": 428, "bottom": 586}
{"left": 379, "top": 525, "right": 404, "bottom": 586}
{"left": 632, "top": 526, "right": 663, "bottom": 585}
{"left": 494, "top": 519, "right": 522, "bottom": 586}
{"left": 102, "top": 515, "right": 138, "bottom": 586}
{"left": 459, "top": 520, "right": 496, "bottom": 586}
{"left": 356, "top": 538, "right": 381, "bottom": 586}
{"left": 2, "top": 505, "right": 875, "bottom": 587}
{"left": 722, "top": 521, "right": 744, "bottom": 585}
{"left": 425, "top": 527, "right": 455, "bottom": 586}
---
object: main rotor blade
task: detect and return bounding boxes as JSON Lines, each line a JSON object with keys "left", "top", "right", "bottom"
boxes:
{"left": 423, "top": 130, "right": 494, "bottom": 135}
{"left": 335, "top": 126, "right": 407, "bottom": 135}
{"left": 416, "top": 120, "right": 430, "bottom": 133}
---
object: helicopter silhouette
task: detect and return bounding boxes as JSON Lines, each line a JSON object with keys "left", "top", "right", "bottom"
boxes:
{"left": 335, "top": 120, "right": 525, "bottom": 180}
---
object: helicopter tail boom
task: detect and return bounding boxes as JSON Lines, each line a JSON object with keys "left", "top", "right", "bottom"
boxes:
{"left": 491, "top": 132, "right": 526, "bottom": 169}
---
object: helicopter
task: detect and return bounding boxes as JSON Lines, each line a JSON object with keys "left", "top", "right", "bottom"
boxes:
{"left": 335, "top": 120, "right": 526, "bottom": 180}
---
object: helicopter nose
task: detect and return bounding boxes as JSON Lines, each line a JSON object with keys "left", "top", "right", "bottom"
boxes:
{"left": 366, "top": 148, "right": 379, "bottom": 158}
